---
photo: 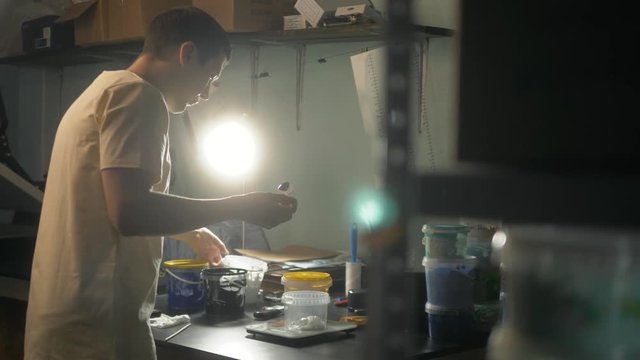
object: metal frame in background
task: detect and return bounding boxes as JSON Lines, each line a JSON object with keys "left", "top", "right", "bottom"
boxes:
{"left": 366, "top": 0, "right": 416, "bottom": 359}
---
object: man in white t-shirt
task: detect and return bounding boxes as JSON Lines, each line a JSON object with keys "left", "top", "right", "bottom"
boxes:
{"left": 24, "top": 7, "right": 297, "bottom": 360}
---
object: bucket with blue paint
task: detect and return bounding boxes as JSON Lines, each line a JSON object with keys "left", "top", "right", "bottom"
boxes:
{"left": 423, "top": 256, "right": 477, "bottom": 309}
{"left": 425, "top": 303, "right": 474, "bottom": 341}
{"left": 163, "top": 259, "right": 209, "bottom": 313}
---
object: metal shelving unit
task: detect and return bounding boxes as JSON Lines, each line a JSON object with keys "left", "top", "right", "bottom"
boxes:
{"left": 0, "top": 23, "right": 453, "bottom": 68}
{"left": 367, "top": 1, "right": 417, "bottom": 358}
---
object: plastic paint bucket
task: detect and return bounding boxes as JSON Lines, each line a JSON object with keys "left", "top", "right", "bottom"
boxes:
{"left": 201, "top": 268, "right": 247, "bottom": 320}
{"left": 281, "top": 272, "right": 333, "bottom": 293}
{"left": 423, "top": 256, "right": 477, "bottom": 309}
{"left": 222, "top": 255, "right": 268, "bottom": 305}
{"left": 422, "top": 224, "right": 471, "bottom": 259}
{"left": 465, "top": 225, "right": 500, "bottom": 303}
{"left": 425, "top": 303, "right": 473, "bottom": 341}
{"left": 163, "top": 259, "right": 209, "bottom": 313}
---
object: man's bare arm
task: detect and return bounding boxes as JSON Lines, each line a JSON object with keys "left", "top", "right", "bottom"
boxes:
{"left": 101, "top": 168, "right": 296, "bottom": 237}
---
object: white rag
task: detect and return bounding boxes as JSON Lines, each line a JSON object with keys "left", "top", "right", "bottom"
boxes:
{"left": 149, "top": 314, "right": 191, "bottom": 329}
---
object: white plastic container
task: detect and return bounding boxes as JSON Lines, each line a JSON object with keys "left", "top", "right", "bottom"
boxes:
{"left": 281, "top": 291, "right": 330, "bottom": 332}
{"left": 222, "top": 255, "right": 268, "bottom": 305}
{"left": 422, "top": 224, "right": 470, "bottom": 259}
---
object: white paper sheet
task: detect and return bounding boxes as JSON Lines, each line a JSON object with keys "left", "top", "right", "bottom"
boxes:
{"left": 350, "top": 46, "right": 427, "bottom": 170}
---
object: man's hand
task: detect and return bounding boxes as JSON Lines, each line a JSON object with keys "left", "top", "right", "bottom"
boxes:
{"left": 238, "top": 192, "right": 297, "bottom": 229}
{"left": 175, "top": 228, "right": 229, "bottom": 266}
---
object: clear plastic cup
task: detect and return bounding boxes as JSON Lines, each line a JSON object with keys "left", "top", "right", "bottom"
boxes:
{"left": 282, "top": 291, "right": 330, "bottom": 332}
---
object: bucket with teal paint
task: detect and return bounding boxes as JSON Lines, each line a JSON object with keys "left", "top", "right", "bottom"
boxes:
{"left": 422, "top": 224, "right": 471, "bottom": 259}
{"left": 163, "top": 259, "right": 209, "bottom": 313}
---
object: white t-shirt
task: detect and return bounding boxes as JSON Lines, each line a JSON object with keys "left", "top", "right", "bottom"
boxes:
{"left": 24, "top": 70, "right": 171, "bottom": 360}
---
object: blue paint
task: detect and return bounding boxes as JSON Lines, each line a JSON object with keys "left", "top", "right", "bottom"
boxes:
{"left": 165, "top": 267, "right": 205, "bottom": 313}
{"left": 423, "top": 257, "right": 476, "bottom": 309}
{"left": 426, "top": 303, "right": 473, "bottom": 341}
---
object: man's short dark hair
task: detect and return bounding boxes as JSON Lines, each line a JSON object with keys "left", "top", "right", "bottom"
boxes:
{"left": 143, "top": 6, "right": 231, "bottom": 64}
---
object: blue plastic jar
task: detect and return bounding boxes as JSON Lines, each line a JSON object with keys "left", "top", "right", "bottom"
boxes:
{"left": 423, "top": 256, "right": 477, "bottom": 309}
{"left": 426, "top": 303, "right": 474, "bottom": 341}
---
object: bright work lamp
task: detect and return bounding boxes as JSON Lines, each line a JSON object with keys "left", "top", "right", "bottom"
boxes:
{"left": 201, "top": 118, "right": 257, "bottom": 179}
{"left": 200, "top": 116, "right": 258, "bottom": 248}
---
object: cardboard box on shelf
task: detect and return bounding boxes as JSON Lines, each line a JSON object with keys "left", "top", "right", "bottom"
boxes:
{"left": 193, "top": 0, "right": 294, "bottom": 32}
{"left": 108, "top": 0, "right": 191, "bottom": 42}
{"left": 57, "top": 0, "right": 190, "bottom": 46}
{"left": 56, "top": 0, "right": 108, "bottom": 45}
{"left": 57, "top": 0, "right": 303, "bottom": 47}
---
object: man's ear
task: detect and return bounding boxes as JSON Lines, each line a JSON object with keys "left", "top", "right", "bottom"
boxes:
{"left": 178, "top": 41, "right": 197, "bottom": 66}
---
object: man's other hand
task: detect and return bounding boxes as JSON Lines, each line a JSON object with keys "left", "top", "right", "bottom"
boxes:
{"left": 183, "top": 227, "right": 229, "bottom": 266}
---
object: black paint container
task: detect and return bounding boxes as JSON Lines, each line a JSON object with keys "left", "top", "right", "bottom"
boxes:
{"left": 201, "top": 268, "right": 247, "bottom": 320}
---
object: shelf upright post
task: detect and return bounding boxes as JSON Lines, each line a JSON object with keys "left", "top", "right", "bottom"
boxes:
{"left": 250, "top": 46, "right": 260, "bottom": 115}
{"left": 295, "top": 44, "right": 306, "bottom": 131}
{"left": 365, "top": 0, "right": 417, "bottom": 358}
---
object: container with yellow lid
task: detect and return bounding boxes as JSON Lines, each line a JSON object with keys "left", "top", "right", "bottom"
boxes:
{"left": 164, "top": 259, "right": 210, "bottom": 269}
{"left": 163, "top": 259, "right": 209, "bottom": 312}
{"left": 281, "top": 271, "right": 333, "bottom": 292}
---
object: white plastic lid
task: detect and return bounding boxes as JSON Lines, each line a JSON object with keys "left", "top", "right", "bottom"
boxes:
{"left": 422, "top": 224, "right": 471, "bottom": 235}
{"left": 281, "top": 291, "right": 330, "bottom": 306}
{"left": 425, "top": 302, "right": 473, "bottom": 315}
{"left": 422, "top": 256, "right": 477, "bottom": 268}
{"left": 222, "top": 255, "right": 268, "bottom": 272}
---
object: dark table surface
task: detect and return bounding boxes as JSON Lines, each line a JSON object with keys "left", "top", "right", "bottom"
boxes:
{"left": 152, "top": 295, "right": 487, "bottom": 360}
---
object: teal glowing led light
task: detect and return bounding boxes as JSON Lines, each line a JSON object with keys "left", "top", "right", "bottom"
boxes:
{"left": 351, "top": 189, "right": 397, "bottom": 231}
{"left": 359, "top": 200, "right": 381, "bottom": 229}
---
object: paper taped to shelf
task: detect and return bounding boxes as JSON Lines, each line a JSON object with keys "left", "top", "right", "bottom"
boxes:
{"left": 350, "top": 46, "right": 429, "bottom": 170}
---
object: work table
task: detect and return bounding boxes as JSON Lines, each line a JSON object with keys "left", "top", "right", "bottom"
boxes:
{"left": 152, "top": 295, "right": 486, "bottom": 360}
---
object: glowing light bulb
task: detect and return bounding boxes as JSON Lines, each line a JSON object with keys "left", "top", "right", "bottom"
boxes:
{"left": 201, "top": 119, "right": 257, "bottom": 179}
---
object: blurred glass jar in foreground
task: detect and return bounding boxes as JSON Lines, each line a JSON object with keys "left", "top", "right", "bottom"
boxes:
{"left": 488, "top": 226, "right": 640, "bottom": 360}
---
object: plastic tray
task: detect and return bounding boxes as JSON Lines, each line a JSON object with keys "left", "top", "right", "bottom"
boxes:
{"left": 246, "top": 320, "right": 356, "bottom": 340}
